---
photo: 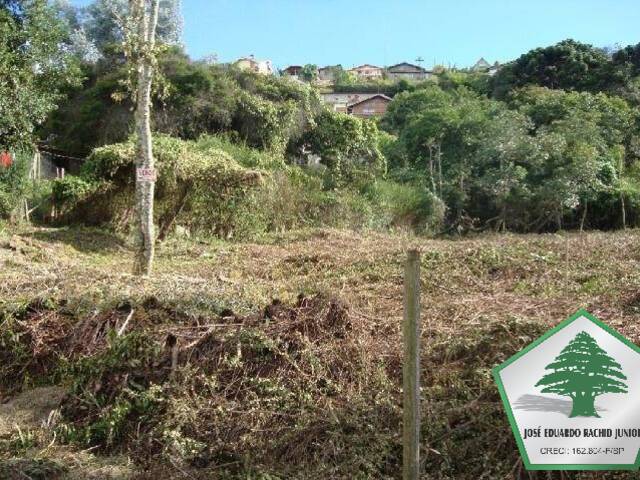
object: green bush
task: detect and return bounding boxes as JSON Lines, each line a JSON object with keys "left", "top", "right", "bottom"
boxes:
{"left": 52, "top": 176, "right": 99, "bottom": 205}
{"left": 304, "top": 110, "right": 387, "bottom": 187}
{"left": 58, "top": 135, "right": 262, "bottom": 234}
{"left": 54, "top": 132, "right": 446, "bottom": 238}
{"left": 0, "top": 151, "right": 31, "bottom": 219}
{"left": 233, "top": 171, "right": 446, "bottom": 237}
{"left": 0, "top": 151, "right": 54, "bottom": 222}
{"left": 194, "top": 134, "right": 284, "bottom": 170}
{"left": 363, "top": 180, "right": 446, "bottom": 232}
{"left": 221, "top": 169, "right": 375, "bottom": 237}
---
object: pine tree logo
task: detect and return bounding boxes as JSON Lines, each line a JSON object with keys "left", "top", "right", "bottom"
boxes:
{"left": 535, "top": 331, "right": 628, "bottom": 418}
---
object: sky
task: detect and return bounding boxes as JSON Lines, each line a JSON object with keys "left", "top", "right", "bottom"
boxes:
{"left": 71, "top": 0, "right": 640, "bottom": 70}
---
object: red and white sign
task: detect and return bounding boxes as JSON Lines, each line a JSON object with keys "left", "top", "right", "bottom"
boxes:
{"left": 136, "top": 167, "right": 157, "bottom": 182}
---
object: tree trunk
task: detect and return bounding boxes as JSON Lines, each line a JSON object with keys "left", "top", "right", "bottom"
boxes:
{"left": 621, "top": 194, "right": 627, "bottom": 230}
{"left": 437, "top": 144, "right": 443, "bottom": 197}
{"left": 132, "top": 0, "right": 160, "bottom": 277}
{"left": 428, "top": 145, "right": 436, "bottom": 193}
{"left": 569, "top": 392, "right": 599, "bottom": 418}
{"left": 579, "top": 200, "right": 587, "bottom": 233}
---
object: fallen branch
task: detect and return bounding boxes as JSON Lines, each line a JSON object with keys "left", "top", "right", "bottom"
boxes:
{"left": 117, "top": 309, "right": 135, "bottom": 336}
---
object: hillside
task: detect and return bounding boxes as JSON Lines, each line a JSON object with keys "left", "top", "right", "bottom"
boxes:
{"left": 2, "top": 226, "right": 640, "bottom": 479}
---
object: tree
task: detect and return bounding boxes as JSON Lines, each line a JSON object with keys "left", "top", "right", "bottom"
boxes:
{"left": 510, "top": 86, "right": 635, "bottom": 230}
{"left": 394, "top": 88, "right": 504, "bottom": 223}
{"left": 612, "top": 42, "right": 640, "bottom": 78}
{"left": 492, "top": 39, "right": 610, "bottom": 98}
{"left": 304, "top": 110, "right": 386, "bottom": 186}
{"left": 381, "top": 85, "right": 449, "bottom": 134}
{"left": 473, "top": 109, "right": 534, "bottom": 231}
{"left": 0, "top": 0, "right": 81, "bottom": 150}
{"left": 300, "top": 64, "right": 318, "bottom": 83}
{"left": 330, "top": 65, "right": 354, "bottom": 85}
{"left": 124, "top": 0, "right": 161, "bottom": 276}
{"left": 84, "top": 0, "right": 182, "bottom": 55}
{"left": 535, "top": 331, "right": 627, "bottom": 417}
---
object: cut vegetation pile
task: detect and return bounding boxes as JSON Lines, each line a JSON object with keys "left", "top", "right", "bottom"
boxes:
{"left": 2, "top": 226, "right": 640, "bottom": 479}
{"left": 1, "top": 293, "right": 547, "bottom": 479}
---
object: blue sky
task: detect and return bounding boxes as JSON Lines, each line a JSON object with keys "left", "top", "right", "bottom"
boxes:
{"left": 71, "top": 0, "right": 640, "bottom": 70}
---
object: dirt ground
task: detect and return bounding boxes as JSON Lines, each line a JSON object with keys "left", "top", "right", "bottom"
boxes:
{"left": 2, "top": 225, "right": 640, "bottom": 479}
{"left": 3, "top": 226, "right": 640, "bottom": 333}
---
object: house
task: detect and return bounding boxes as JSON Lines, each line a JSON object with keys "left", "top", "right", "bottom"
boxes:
{"left": 256, "top": 60, "right": 274, "bottom": 75}
{"left": 348, "top": 94, "right": 391, "bottom": 118}
{"left": 318, "top": 66, "right": 339, "bottom": 84}
{"left": 472, "top": 57, "right": 501, "bottom": 76}
{"left": 321, "top": 92, "right": 392, "bottom": 117}
{"left": 488, "top": 61, "right": 501, "bottom": 76}
{"left": 234, "top": 55, "right": 274, "bottom": 75}
{"left": 386, "top": 62, "right": 432, "bottom": 81}
{"left": 234, "top": 56, "right": 257, "bottom": 71}
{"left": 348, "top": 64, "right": 384, "bottom": 80}
{"left": 472, "top": 57, "right": 491, "bottom": 71}
{"left": 282, "top": 65, "right": 303, "bottom": 77}
{"left": 321, "top": 93, "right": 378, "bottom": 113}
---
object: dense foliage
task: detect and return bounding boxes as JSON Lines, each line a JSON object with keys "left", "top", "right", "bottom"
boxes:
{"left": 5, "top": 6, "right": 640, "bottom": 235}
{"left": 0, "top": 0, "right": 81, "bottom": 150}
{"left": 53, "top": 135, "right": 262, "bottom": 236}
{"left": 0, "top": 151, "right": 29, "bottom": 218}
{"left": 491, "top": 39, "right": 640, "bottom": 101}
{"left": 42, "top": 50, "right": 326, "bottom": 156}
{"left": 382, "top": 83, "right": 640, "bottom": 231}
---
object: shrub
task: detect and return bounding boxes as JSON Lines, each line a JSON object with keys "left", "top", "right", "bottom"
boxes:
{"left": 60, "top": 135, "right": 262, "bottom": 235}
{"left": 235, "top": 92, "right": 298, "bottom": 154}
{"left": 194, "top": 134, "right": 284, "bottom": 170}
{"left": 56, "top": 133, "right": 446, "bottom": 238}
{"left": 52, "top": 176, "right": 99, "bottom": 205}
{"left": 362, "top": 180, "right": 446, "bottom": 232}
{"left": 304, "top": 110, "right": 387, "bottom": 187}
{"left": 0, "top": 151, "right": 31, "bottom": 219}
{"left": 0, "top": 151, "right": 54, "bottom": 222}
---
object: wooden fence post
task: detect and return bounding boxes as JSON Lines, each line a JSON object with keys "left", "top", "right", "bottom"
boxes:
{"left": 403, "top": 249, "right": 421, "bottom": 480}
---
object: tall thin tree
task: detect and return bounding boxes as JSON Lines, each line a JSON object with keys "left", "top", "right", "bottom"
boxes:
{"left": 125, "top": 0, "right": 160, "bottom": 276}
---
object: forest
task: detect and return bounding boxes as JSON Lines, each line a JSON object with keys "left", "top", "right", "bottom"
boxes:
{"left": 3, "top": 1, "right": 640, "bottom": 237}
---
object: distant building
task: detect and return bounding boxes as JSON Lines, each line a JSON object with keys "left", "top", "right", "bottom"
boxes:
{"left": 386, "top": 62, "right": 432, "bottom": 81}
{"left": 234, "top": 56, "right": 257, "bottom": 71}
{"left": 348, "top": 64, "right": 384, "bottom": 80}
{"left": 348, "top": 94, "right": 392, "bottom": 118}
{"left": 234, "top": 55, "right": 274, "bottom": 75}
{"left": 282, "top": 65, "right": 303, "bottom": 77}
{"left": 318, "top": 65, "right": 340, "bottom": 84}
{"left": 472, "top": 57, "right": 500, "bottom": 75}
{"left": 472, "top": 57, "right": 491, "bottom": 71}
{"left": 321, "top": 93, "right": 379, "bottom": 113}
